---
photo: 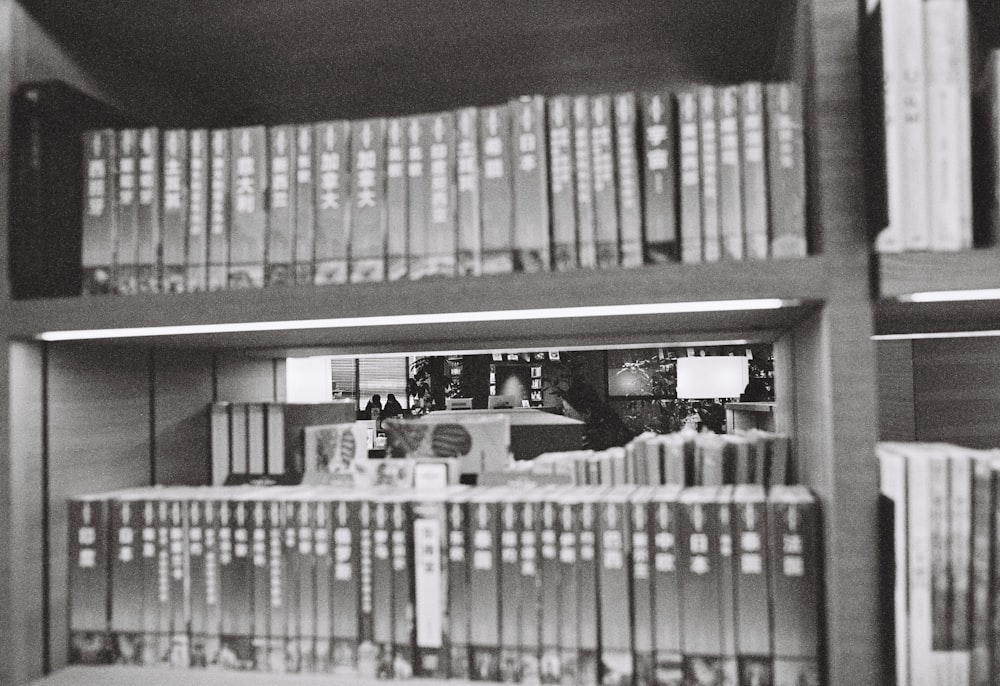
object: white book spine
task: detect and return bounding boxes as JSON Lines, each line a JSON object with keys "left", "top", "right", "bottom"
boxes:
{"left": 948, "top": 451, "right": 972, "bottom": 686}
{"left": 878, "top": 446, "right": 909, "bottom": 686}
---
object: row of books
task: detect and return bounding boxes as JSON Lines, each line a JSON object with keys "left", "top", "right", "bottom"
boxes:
{"left": 509, "top": 428, "right": 792, "bottom": 488}
{"left": 68, "top": 483, "right": 821, "bottom": 685}
{"left": 872, "top": 1, "right": 1000, "bottom": 252}
{"left": 79, "top": 83, "right": 807, "bottom": 296}
{"left": 878, "top": 441, "right": 1000, "bottom": 686}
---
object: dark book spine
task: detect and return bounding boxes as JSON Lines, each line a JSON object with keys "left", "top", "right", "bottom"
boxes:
{"left": 698, "top": 87, "right": 721, "bottom": 263}
{"left": 716, "top": 487, "right": 739, "bottom": 685}
{"left": 576, "top": 494, "right": 600, "bottom": 686}
{"left": 266, "top": 125, "right": 295, "bottom": 286}
{"left": 930, "top": 457, "right": 950, "bottom": 653}
{"left": 81, "top": 129, "right": 117, "bottom": 295}
{"left": 556, "top": 496, "right": 579, "bottom": 683}
{"left": 229, "top": 126, "right": 268, "bottom": 288}
{"left": 573, "top": 95, "right": 597, "bottom": 268}
{"left": 246, "top": 402, "right": 266, "bottom": 475}
{"left": 447, "top": 496, "right": 471, "bottom": 679}
{"left": 764, "top": 83, "right": 807, "bottom": 258}
{"left": 538, "top": 497, "right": 561, "bottom": 683}
{"left": 970, "top": 458, "right": 993, "bottom": 686}
{"left": 115, "top": 129, "right": 140, "bottom": 294}
{"left": 427, "top": 111, "right": 458, "bottom": 277}
{"left": 590, "top": 94, "right": 619, "bottom": 268}
{"left": 469, "top": 493, "right": 501, "bottom": 681}
{"left": 614, "top": 92, "right": 643, "bottom": 268}
{"left": 349, "top": 118, "right": 388, "bottom": 283}
{"left": 973, "top": 52, "right": 1000, "bottom": 247}
{"left": 511, "top": 95, "right": 550, "bottom": 273}
{"left": 219, "top": 498, "right": 254, "bottom": 670}
{"left": 406, "top": 114, "right": 431, "bottom": 280}
{"left": 186, "top": 130, "right": 210, "bottom": 291}
{"left": 68, "top": 497, "right": 111, "bottom": 664}
{"left": 138, "top": 498, "right": 159, "bottom": 665}
{"left": 251, "top": 500, "right": 271, "bottom": 670}
{"left": 331, "top": 497, "right": 361, "bottom": 674}
{"left": 229, "top": 403, "right": 248, "bottom": 477}
{"left": 293, "top": 125, "right": 316, "bottom": 285}
{"left": 456, "top": 107, "right": 483, "bottom": 276}
{"left": 392, "top": 497, "right": 416, "bottom": 678}
{"left": 717, "top": 86, "right": 744, "bottom": 261}
{"left": 202, "top": 499, "right": 221, "bottom": 668}
{"left": 739, "top": 83, "right": 769, "bottom": 260}
{"left": 161, "top": 129, "right": 189, "bottom": 293}
{"left": 480, "top": 104, "right": 515, "bottom": 274}
{"left": 110, "top": 498, "right": 145, "bottom": 664}
{"left": 207, "top": 130, "right": 230, "bottom": 291}
{"left": 678, "top": 488, "right": 722, "bottom": 682}
{"left": 598, "top": 490, "right": 634, "bottom": 686}
{"left": 499, "top": 495, "right": 523, "bottom": 683}
{"left": 136, "top": 127, "right": 162, "bottom": 293}
{"left": 267, "top": 499, "right": 287, "bottom": 672}
{"left": 651, "top": 486, "right": 683, "bottom": 685}
{"left": 519, "top": 497, "right": 541, "bottom": 683}
{"left": 548, "top": 95, "right": 577, "bottom": 271}
{"left": 385, "top": 117, "right": 409, "bottom": 281}
{"left": 151, "top": 499, "right": 170, "bottom": 665}
{"left": 732, "top": 486, "right": 773, "bottom": 684}
{"left": 187, "top": 499, "right": 209, "bottom": 667}
{"left": 950, "top": 455, "right": 973, "bottom": 678}
{"left": 640, "top": 92, "right": 677, "bottom": 264}
{"left": 313, "top": 499, "right": 333, "bottom": 672}
{"left": 413, "top": 496, "right": 449, "bottom": 678}
{"left": 676, "top": 91, "right": 702, "bottom": 263}
{"left": 767, "top": 487, "right": 821, "bottom": 686}
{"left": 629, "top": 489, "right": 655, "bottom": 686}
{"left": 313, "top": 121, "right": 350, "bottom": 285}
{"left": 357, "top": 500, "right": 377, "bottom": 677}
{"left": 371, "top": 498, "right": 396, "bottom": 677}
{"left": 165, "top": 499, "right": 188, "bottom": 667}
{"left": 283, "top": 499, "right": 303, "bottom": 673}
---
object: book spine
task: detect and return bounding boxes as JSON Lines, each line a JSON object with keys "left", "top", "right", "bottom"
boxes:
{"left": 470, "top": 494, "right": 501, "bottom": 681}
{"left": 110, "top": 498, "right": 144, "bottom": 663}
{"left": 614, "top": 92, "right": 643, "bottom": 268}
{"left": 293, "top": 125, "right": 316, "bottom": 285}
{"left": 406, "top": 114, "right": 431, "bottom": 280}
{"left": 716, "top": 86, "right": 744, "bottom": 261}
{"left": 250, "top": 500, "right": 270, "bottom": 670}
{"left": 68, "top": 497, "right": 111, "bottom": 663}
{"left": 970, "top": 458, "right": 992, "bottom": 686}
{"left": 538, "top": 497, "right": 561, "bottom": 682}
{"left": 446, "top": 496, "right": 471, "bottom": 679}
{"left": 229, "top": 126, "right": 268, "bottom": 288}
{"left": 246, "top": 402, "right": 266, "bottom": 475}
{"left": 480, "top": 105, "right": 515, "bottom": 274}
{"left": 929, "top": 456, "right": 951, "bottom": 675}
{"left": 499, "top": 495, "right": 523, "bottom": 683}
{"left": 591, "top": 94, "right": 619, "bottom": 268}
{"left": 357, "top": 500, "right": 377, "bottom": 677}
{"left": 267, "top": 500, "right": 286, "bottom": 672}
{"left": 716, "top": 487, "right": 738, "bottom": 685}
{"left": 139, "top": 497, "right": 159, "bottom": 665}
{"left": 676, "top": 91, "right": 702, "bottom": 263}
{"left": 511, "top": 94, "right": 550, "bottom": 273}
{"left": 739, "top": 83, "right": 769, "bottom": 260}
{"left": 151, "top": 498, "right": 170, "bottom": 665}
{"left": 265, "top": 402, "right": 285, "bottom": 476}
{"left": 81, "top": 129, "right": 117, "bottom": 295}
{"left": 224, "top": 498, "right": 255, "bottom": 669}
{"left": 266, "top": 125, "right": 295, "bottom": 286}
{"left": 949, "top": 453, "right": 972, "bottom": 683}
{"left": 161, "top": 129, "right": 189, "bottom": 293}
{"left": 314, "top": 498, "right": 333, "bottom": 672}
{"left": 598, "top": 491, "right": 634, "bottom": 684}
{"left": 210, "top": 403, "right": 231, "bottom": 486}
{"left": 207, "top": 130, "right": 230, "bottom": 291}
{"left": 629, "top": 490, "right": 654, "bottom": 686}
{"left": 186, "top": 130, "right": 210, "bottom": 291}
{"left": 548, "top": 96, "right": 577, "bottom": 271}
{"left": 767, "top": 486, "right": 822, "bottom": 686}
{"left": 115, "top": 129, "right": 140, "bottom": 294}
{"left": 283, "top": 499, "right": 303, "bottom": 672}
{"left": 924, "top": 0, "right": 971, "bottom": 251}
{"left": 413, "top": 496, "right": 449, "bottom": 678}
{"left": 456, "top": 107, "right": 483, "bottom": 277}
{"left": 990, "top": 463, "right": 1000, "bottom": 684}
{"left": 973, "top": 53, "right": 1000, "bottom": 247}
{"left": 136, "top": 127, "right": 162, "bottom": 293}
{"left": 371, "top": 498, "right": 395, "bottom": 677}
{"left": 349, "top": 118, "right": 387, "bottom": 283}
{"left": 698, "top": 87, "right": 721, "bottom": 263}
{"left": 906, "top": 452, "right": 943, "bottom": 684}
{"left": 332, "top": 497, "right": 361, "bottom": 673}
{"left": 651, "top": 486, "right": 683, "bottom": 683}
{"left": 519, "top": 497, "right": 541, "bottom": 682}
{"left": 427, "top": 111, "right": 458, "bottom": 277}
{"left": 392, "top": 497, "right": 416, "bottom": 678}
{"left": 229, "top": 403, "right": 248, "bottom": 477}
{"left": 576, "top": 495, "right": 600, "bottom": 686}
{"left": 202, "top": 499, "right": 221, "bottom": 668}
{"left": 187, "top": 499, "right": 209, "bottom": 667}
{"left": 385, "top": 117, "right": 409, "bottom": 281}
{"left": 640, "top": 92, "right": 678, "bottom": 264}
{"left": 557, "top": 496, "right": 580, "bottom": 683}
{"left": 877, "top": 447, "right": 909, "bottom": 686}
{"left": 732, "top": 486, "right": 772, "bottom": 682}
{"left": 678, "top": 487, "right": 722, "bottom": 681}
{"left": 573, "top": 95, "right": 597, "bottom": 269}
{"left": 313, "top": 121, "right": 351, "bottom": 284}
{"left": 765, "top": 83, "right": 808, "bottom": 258}
{"left": 168, "top": 498, "right": 189, "bottom": 667}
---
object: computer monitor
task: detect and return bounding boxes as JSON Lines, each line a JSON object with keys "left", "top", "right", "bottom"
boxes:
{"left": 446, "top": 397, "right": 473, "bottom": 410}
{"left": 487, "top": 394, "right": 517, "bottom": 409}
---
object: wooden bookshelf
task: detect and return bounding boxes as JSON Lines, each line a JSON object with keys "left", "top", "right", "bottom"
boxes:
{"left": 0, "top": 1, "right": 881, "bottom": 685}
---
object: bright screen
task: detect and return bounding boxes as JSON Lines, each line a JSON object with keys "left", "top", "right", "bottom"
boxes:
{"left": 675, "top": 356, "right": 750, "bottom": 399}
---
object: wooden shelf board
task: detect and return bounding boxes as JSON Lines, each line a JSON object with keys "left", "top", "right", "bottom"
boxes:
{"left": 5, "top": 258, "right": 829, "bottom": 353}
{"left": 877, "top": 248, "right": 1000, "bottom": 298}
{"left": 30, "top": 665, "right": 501, "bottom": 686}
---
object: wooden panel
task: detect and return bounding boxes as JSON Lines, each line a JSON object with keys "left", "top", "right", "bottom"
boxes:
{"left": 879, "top": 248, "right": 1000, "bottom": 298}
{"left": 912, "top": 337, "right": 1000, "bottom": 448}
{"left": 876, "top": 340, "right": 915, "bottom": 441}
{"left": 46, "top": 343, "right": 152, "bottom": 672}
{"left": 214, "top": 352, "right": 277, "bottom": 402}
{"left": 152, "top": 349, "right": 213, "bottom": 486}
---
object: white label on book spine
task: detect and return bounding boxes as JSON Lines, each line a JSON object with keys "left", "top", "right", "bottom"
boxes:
{"left": 414, "top": 517, "right": 443, "bottom": 648}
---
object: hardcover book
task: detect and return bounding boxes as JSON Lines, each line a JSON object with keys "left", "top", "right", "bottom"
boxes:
{"left": 716, "top": 86, "right": 744, "bottom": 261}
{"left": 518, "top": 491, "right": 543, "bottom": 684}
{"left": 678, "top": 487, "right": 723, "bottom": 684}
{"left": 228, "top": 126, "right": 268, "bottom": 288}
{"left": 455, "top": 107, "right": 483, "bottom": 276}
{"left": 160, "top": 129, "right": 188, "bottom": 293}
{"left": 218, "top": 494, "right": 256, "bottom": 670}
{"left": 447, "top": 490, "right": 473, "bottom": 679}
{"left": 537, "top": 493, "right": 561, "bottom": 683}
{"left": 385, "top": 117, "right": 409, "bottom": 281}
{"left": 407, "top": 114, "right": 432, "bottom": 280}
{"left": 207, "top": 130, "right": 230, "bottom": 291}
{"left": 109, "top": 493, "right": 146, "bottom": 664}
{"left": 68, "top": 494, "right": 112, "bottom": 664}
{"left": 575, "top": 488, "right": 601, "bottom": 686}
{"left": 371, "top": 494, "right": 397, "bottom": 678}
{"left": 547, "top": 96, "right": 577, "bottom": 271}
{"left": 413, "top": 491, "right": 452, "bottom": 677}
{"left": 141, "top": 495, "right": 162, "bottom": 665}
{"left": 426, "top": 111, "right": 458, "bottom": 277}
{"left": 499, "top": 491, "right": 523, "bottom": 683}
{"left": 479, "top": 104, "right": 515, "bottom": 274}
{"left": 390, "top": 493, "right": 417, "bottom": 678}
{"left": 573, "top": 95, "right": 597, "bottom": 268}
{"left": 313, "top": 121, "right": 351, "bottom": 285}
{"left": 115, "top": 129, "right": 141, "bottom": 295}
{"left": 313, "top": 495, "right": 334, "bottom": 672}
{"left": 349, "top": 118, "right": 388, "bottom": 283}
{"left": 764, "top": 83, "right": 807, "bottom": 258}
{"left": 640, "top": 92, "right": 678, "bottom": 263}
{"left": 973, "top": 50, "right": 1000, "bottom": 246}
{"left": 266, "top": 125, "right": 295, "bottom": 286}
{"left": 614, "top": 92, "right": 643, "bottom": 268}
{"left": 136, "top": 127, "right": 162, "bottom": 293}
{"left": 676, "top": 90, "right": 702, "bottom": 263}
{"left": 331, "top": 494, "right": 362, "bottom": 674}
{"left": 469, "top": 488, "right": 501, "bottom": 681}
{"left": 590, "top": 94, "right": 619, "bottom": 268}
{"left": 650, "top": 485, "right": 684, "bottom": 686}
{"left": 511, "top": 94, "right": 550, "bottom": 273}
{"left": 716, "top": 486, "right": 739, "bottom": 684}
{"left": 81, "top": 129, "right": 117, "bottom": 295}
{"left": 293, "top": 125, "right": 316, "bottom": 285}
{"left": 629, "top": 487, "right": 656, "bottom": 686}
{"left": 598, "top": 486, "right": 635, "bottom": 686}
{"left": 732, "top": 485, "right": 773, "bottom": 685}
{"left": 739, "top": 83, "right": 769, "bottom": 260}
{"left": 698, "top": 87, "right": 721, "bottom": 263}
{"left": 165, "top": 495, "right": 189, "bottom": 667}
{"left": 186, "top": 496, "right": 211, "bottom": 667}
{"left": 186, "top": 129, "right": 210, "bottom": 291}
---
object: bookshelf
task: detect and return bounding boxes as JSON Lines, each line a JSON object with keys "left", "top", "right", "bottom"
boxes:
{"left": 0, "top": 1, "right": 880, "bottom": 685}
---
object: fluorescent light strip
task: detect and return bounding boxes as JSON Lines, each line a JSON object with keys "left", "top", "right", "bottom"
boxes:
{"left": 900, "top": 288, "right": 1000, "bottom": 303}
{"left": 873, "top": 330, "right": 1000, "bottom": 341}
{"left": 36, "top": 299, "right": 793, "bottom": 342}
